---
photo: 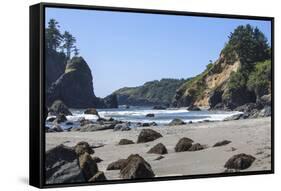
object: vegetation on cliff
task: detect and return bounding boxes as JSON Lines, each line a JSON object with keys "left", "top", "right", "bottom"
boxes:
{"left": 173, "top": 24, "right": 271, "bottom": 109}
{"left": 112, "top": 78, "right": 189, "bottom": 106}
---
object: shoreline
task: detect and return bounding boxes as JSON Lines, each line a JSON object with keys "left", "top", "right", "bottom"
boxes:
{"left": 46, "top": 117, "right": 271, "bottom": 179}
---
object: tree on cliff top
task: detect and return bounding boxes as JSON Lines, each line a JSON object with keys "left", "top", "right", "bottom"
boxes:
{"left": 45, "top": 19, "right": 79, "bottom": 59}
{"left": 45, "top": 19, "right": 63, "bottom": 51}
{"left": 222, "top": 24, "right": 270, "bottom": 69}
{"left": 62, "top": 31, "right": 77, "bottom": 59}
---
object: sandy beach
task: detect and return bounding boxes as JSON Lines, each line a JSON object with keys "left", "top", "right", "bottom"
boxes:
{"left": 46, "top": 117, "right": 271, "bottom": 179}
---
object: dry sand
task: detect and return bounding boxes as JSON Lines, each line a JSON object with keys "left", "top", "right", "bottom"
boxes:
{"left": 46, "top": 117, "right": 272, "bottom": 179}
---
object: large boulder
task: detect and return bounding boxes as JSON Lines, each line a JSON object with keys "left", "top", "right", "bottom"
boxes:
{"left": 175, "top": 137, "right": 194, "bottom": 152}
{"left": 78, "top": 152, "right": 99, "bottom": 180}
{"left": 49, "top": 100, "right": 72, "bottom": 116}
{"left": 120, "top": 154, "right": 155, "bottom": 179}
{"left": 45, "top": 145, "right": 85, "bottom": 184}
{"left": 106, "top": 159, "right": 128, "bottom": 170}
{"left": 213, "top": 140, "right": 231, "bottom": 147}
{"left": 137, "top": 129, "right": 163, "bottom": 143}
{"left": 169, "top": 118, "right": 186, "bottom": 126}
{"left": 118, "top": 139, "right": 135, "bottom": 145}
{"left": 74, "top": 141, "right": 94, "bottom": 155}
{"left": 147, "top": 143, "right": 168, "bottom": 154}
{"left": 224, "top": 153, "right": 256, "bottom": 170}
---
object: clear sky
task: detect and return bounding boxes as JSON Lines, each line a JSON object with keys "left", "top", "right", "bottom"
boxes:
{"left": 46, "top": 8, "right": 271, "bottom": 98}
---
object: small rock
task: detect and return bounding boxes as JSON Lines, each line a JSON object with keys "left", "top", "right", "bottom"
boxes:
{"left": 169, "top": 118, "right": 186, "bottom": 126}
{"left": 150, "top": 122, "right": 158, "bottom": 126}
{"left": 146, "top": 113, "right": 155, "bottom": 117}
{"left": 51, "top": 124, "right": 63, "bottom": 132}
{"left": 175, "top": 137, "right": 194, "bottom": 152}
{"left": 147, "top": 143, "right": 168, "bottom": 154}
{"left": 88, "top": 171, "right": 107, "bottom": 182}
{"left": 74, "top": 141, "right": 94, "bottom": 155}
{"left": 92, "top": 157, "right": 103, "bottom": 163}
{"left": 224, "top": 153, "right": 256, "bottom": 170}
{"left": 97, "top": 117, "right": 107, "bottom": 122}
{"left": 137, "top": 129, "right": 163, "bottom": 143}
{"left": 47, "top": 117, "right": 56, "bottom": 122}
{"left": 213, "top": 140, "right": 231, "bottom": 147}
{"left": 142, "top": 123, "right": 150, "bottom": 127}
{"left": 118, "top": 139, "right": 134, "bottom": 145}
{"left": 224, "top": 113, "right": 243, "bottom": 121}
{"left": 80, "top": 118, "right": 94, "bottom": 126}
{"left": 114, "top": 123, "right": 131, "bottom": 131}
{"left": 187, "top": 105, "right": 201, "bottom": 111}
{"left": 154, "top": 155, "right": 164, "bottom": 161}
{"left": 53, "top": 114, "right": 67, "bottom": 124}
{"left": 106, "top": 159, "right": 128, "bottom": 170}
{"left": 65, "top": 121, "right": 73, "bottom": 125}
{"left": 49, "top": 100, "right": 72, "bottom": 116}
{"left": 258, "top": 106, "right": 271, "bottom": 117}
{"left": 120, "top": 154, "right": 155, "bottom": 179}
{"left": 153, "top": 105, "right": 166, "bottom": 110}
{"left": 84, "top": 108, "right": 100, "bottom": 117}
{"left": 189, "top": 143, "right": 204, "bottom": 151}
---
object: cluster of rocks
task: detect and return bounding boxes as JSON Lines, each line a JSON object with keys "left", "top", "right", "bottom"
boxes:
{"left": 213, "top": 94, "right": 271, "bottom": 120}
{"left": 45, "top": 100, "right": 134, "bottom": 133}
{"left": 174, "top": 137, "right": 204, "bottom": 152}
{"left": 45, "top": 142, "right": 106, "bottom": 184}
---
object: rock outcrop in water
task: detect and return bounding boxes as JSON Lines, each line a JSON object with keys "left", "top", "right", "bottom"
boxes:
{"left": 46, "top": 56, "right": 118, "bottom": 108}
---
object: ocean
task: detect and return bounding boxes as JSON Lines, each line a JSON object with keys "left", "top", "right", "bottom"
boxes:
{"left": 46, "top": 106, "right": 242, "bottom": 129}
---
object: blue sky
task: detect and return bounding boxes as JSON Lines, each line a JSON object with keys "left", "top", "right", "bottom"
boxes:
{"left": 46, "top": 8, "right": 271, "bottom": 98}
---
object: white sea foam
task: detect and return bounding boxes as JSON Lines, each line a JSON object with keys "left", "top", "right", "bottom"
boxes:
{"left": 46, "top": 108, "right": 243, "bottom": 129}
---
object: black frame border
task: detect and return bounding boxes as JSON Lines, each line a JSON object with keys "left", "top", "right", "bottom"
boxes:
{"left": 29, "top": 2, "right": 274, "bottom": 189}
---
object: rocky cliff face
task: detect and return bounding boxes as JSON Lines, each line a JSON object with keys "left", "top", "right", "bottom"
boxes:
{"left": 173, "top": 25, "right": 271, "bottom": 110}
{"left": 46, "top": 57, "right": 117, "bottom": 108}
{"left": 45, "top": 49, "right": 67, "bottom": 90}
{"left": 173, "top": 54, "right": 241, "bottom": 108}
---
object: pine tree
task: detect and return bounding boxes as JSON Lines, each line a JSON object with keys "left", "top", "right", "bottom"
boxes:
{"left": 62, "top": 31, "right": 76, "bottom": 59}
{"left": 45, "top": 19, "right": 62, "bottom": 51}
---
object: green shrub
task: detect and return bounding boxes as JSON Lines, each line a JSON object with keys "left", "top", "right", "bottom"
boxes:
{"left": 247, "top": 60, "right": 271, "bottom": 98}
